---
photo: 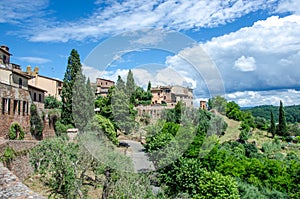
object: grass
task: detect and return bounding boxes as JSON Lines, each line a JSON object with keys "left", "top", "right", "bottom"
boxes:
{"left": 219, "top": 115, "right": 241, "bottom": 143}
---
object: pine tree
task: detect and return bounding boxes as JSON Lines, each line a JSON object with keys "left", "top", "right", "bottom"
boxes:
{"left": 277, "top": 100, "right": 288, "bottom": 137}
{"left": 61, "top": 49, "right": 82, "bottom": 126}
{"left": 269, "top": 111, "right": 276, "bottom": 138}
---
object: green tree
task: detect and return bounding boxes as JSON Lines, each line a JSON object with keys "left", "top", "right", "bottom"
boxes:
{"left": 226, "top": 101, "right": 243, "bottom": 121}
{"left": 44, "top": 95, "right": 62, "bottom": 109}
{"left": 147, "top": 80, "right": 151, "bottom": 92}
{"left": 111, "top": 87, "right": 137, "bottom": 134}
{"left": 61, "top": 49, "right": 82, "bottom": 126}
{"left": 208, "top": 96, "right": 227, "bottom": 114}
{"left": 116, "top": 75, "right": 125, "bottom": 91}
{"left": 269, "top": 111, "right": 276, "bottom": 138}
{"left": 30, "top": 104, "right": 44, "bottom": 139}
{"left": 277, "top": 101, "right": 288, "bottom": 137}
{"left": 126, "top": 69, "right": 136, "bottom": 98}
{"left": 72, "top": 66, "right": 94, "bottom": 132}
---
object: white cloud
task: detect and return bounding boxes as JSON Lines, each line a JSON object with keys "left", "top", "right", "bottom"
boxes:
{"left": 24, "top": 0, "right": 279, "bottom": 42}
{"left": 234, "top": 56, "right": 256, "bottom": 72}
{"left": 226, "top": 89, "right": 300, "bottom": 107}
{"left": 277, "top": 0, "right": 300, "bottom": 14}
{"left": 200, "top": 14, "right": 300, "bottom": 92}
{"left": 0, "top": 0, "right": 48, "bottom": 24}
{"left": 17, "top": 56, "right": 51, "bottom": 64}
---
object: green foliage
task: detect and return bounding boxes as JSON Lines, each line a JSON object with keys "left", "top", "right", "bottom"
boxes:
{"left": 54, "top": 120, "right": 74, "bottom": 136}
{"left": 208, "top": 96, "right": 227, "bottom": 114}
{"left": 72, "top": 70, "right": 95, "bottom": 132}
{"left": 9, "top": 122, "right": 25, "bottom": 140}
{"left": 269, "top": 111, "right": 276, "bottom": 137}
{"left": 61, "top": 49, "right": 82, "bottom": 126}
{"left": 111, "top": 87, "right": 137, "bottom": 134}
{"left": 133, "top": 86, "right": 152, "bottom": 106}
{"left": 245, "top": 104, "right": 300, "bottom": 123}
{"left": 277, "top": 101, "right": 288, "bottom": 137}
{"left": 126, "top": 69, "right": 136, "bottom": 99}
{"left": 90, "top": 114, "right": 119, "bottom": 145}
{"left": 193, "top": 171, "right": 240, "bottom": 199}
{"left": 1, "top": 146, "right": 16, "bottom": 169}
{"left": 116, "top": 75, "right": 125, "bottom": 91}
{"left": 44, "top": 95, "right": 61, "bottom": 109}
{"left": 30, "top": 104, "right": 44, "bottom": 139}
{"left": 30, "top": 137, "right": 105, "bottom": 198}
{"left": 254, "top": 117, "right": 269, "bottom": 131}
{"left": 226, "top": 101, "right": 243, "bottom": 121}
{"left": 106, "top": 172, "right": 157, "bottom": 199}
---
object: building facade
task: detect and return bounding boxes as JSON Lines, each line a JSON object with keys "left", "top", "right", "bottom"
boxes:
{"left": 151, "top": 85, "right": 194, "bottom": 107}
{"left": 26, "top": 66, "right": 63, "bottom": 100}
{"left": 93, "top": 78, "right": 115, "bottom": 97}
{"left": 0, "top": 68, "right": 32, "bottom": 139}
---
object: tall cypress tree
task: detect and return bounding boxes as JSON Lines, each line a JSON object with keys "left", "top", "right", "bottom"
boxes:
{"left": 147, "top": 81, "right": 151, "bottom": 92}
{"left": 269, "top": 111, "right": 276, "bottom": 138}
{"left": 126, "top": 69, "right": 135, "bottom": 97}
{"left": 61, "top": 49, "right": 82, "bottom": 126}
{"left": 116, "top": 75, "right": 125, "bottom": 91}
{"left": 73, "top": 73, "right": 95, "bottom": 132}
{"left": 277, "top": 100, "right": 288, "bottom": 137}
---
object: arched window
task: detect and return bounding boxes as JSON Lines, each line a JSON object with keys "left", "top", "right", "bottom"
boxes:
{"left": 18, "top": 78, "right": 22, "bottom": 88}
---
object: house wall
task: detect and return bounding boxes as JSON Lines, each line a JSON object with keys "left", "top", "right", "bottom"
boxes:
{"left": 0, "top": 68, "right": 11, "bottom": 85}
{"left": 0, "top": 83, "right": 32, "bottom": 139}
{"left": 28, "top": 75, "right": 62, "bottom": 100}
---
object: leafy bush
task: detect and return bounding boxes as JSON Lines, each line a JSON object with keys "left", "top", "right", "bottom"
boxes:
{"left": 90, "top": 115, "right": 119, "bottom": 145}
{"left": 1, "top": 146, "right": 16, "bottom": 169}
{"left": 44, "top": 95, "right": 62, "bottom": 109}
{"left": 9, "top": 122, "right": 25, "bottom": 140}
{"left": 194, "top": 171, "right": 239, "bottom": 199}
{"left": 30, "top": 104, "right": 44, "bottom": 139}
{"left": 54, "top": 120, "right": 74, "bottom": 136}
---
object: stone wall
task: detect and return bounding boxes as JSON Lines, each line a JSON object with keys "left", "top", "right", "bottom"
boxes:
{"left": 0, "top": 140, "right": 39, "bottom": 180}
{"left": 0, "top": 162, "right": 45, "bottom": 199}
{"left": 0, "top": 82, "right": 32, "bottom": 138}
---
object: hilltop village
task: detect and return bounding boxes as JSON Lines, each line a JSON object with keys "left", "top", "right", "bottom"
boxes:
{"left": 0, "top": 45, "right": 202, "bottom": 141}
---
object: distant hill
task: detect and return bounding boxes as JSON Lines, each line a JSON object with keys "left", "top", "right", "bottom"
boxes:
{"left": 243, "top": 105, "right": 300, "bottom": 123}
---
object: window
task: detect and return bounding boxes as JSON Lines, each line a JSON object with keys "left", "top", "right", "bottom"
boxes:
{"left": 39, "top": 94, "right": 42, "bottom": 102}
{"left": 2, "top": 98, "right": 10, "bottom": 114}
{"left": 106, "top": 82, "right": 107, "bottom": 85}
{"left": 18, "top": 78, "right": 22, "bottom": 88}
{"left": 23, "top": 101, "right": 27, "bottom": 115}
{"left": 18, "top": 100, "right": 21, "bottom": 115}
{"left": 13, "top": 100, "right": 18, "bottom": 114}
{"left": 34, "top": 93, "right": 36, "bottom": 101}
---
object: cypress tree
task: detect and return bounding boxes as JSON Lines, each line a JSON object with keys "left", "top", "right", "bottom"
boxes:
{"left": 116, "top": 75, "right": 125, "bottom": 91}
{"left": 147, "top": 81, "right": 151, "bottom": 92}
{"left": 126, "top": 69, "right": 135, "bottom": 97}
{"left": 277, "top": 100, "right": 288, "bottom": 137}
{"left": 269, "top": 111, "right": 276, "bottom": 138}
{"left": 72, "top": 69, "right": 95, "bottom": 132}
{"left": 61, "top": 49, "right": 82, "bottom": 126}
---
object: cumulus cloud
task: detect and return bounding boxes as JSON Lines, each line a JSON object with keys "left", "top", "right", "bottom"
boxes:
{"left": 21, "top": 0, "right": 279, "bottom": 42}
{"left": 200, "top": 15, "right": 300, "bottom": 92}
{"left": 234, "top": 56, "right": 256, "bottom": 72}
{"left": 277, "top": 0, "right": 300, "bottom": 14}
{"left": 226, "top": 89, "right": 300, "bottom": 107}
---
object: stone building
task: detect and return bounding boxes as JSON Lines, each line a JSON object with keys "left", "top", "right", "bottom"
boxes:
{"left": 0, "top": 67, "right": 32, "bottom": 138}
{"left": 93, "top": 78, "right": 115, "bottom": 97}
{"left": 151, "top": 85, "right": 194, "bottom": 107}
{"left": 0, "top": 45, "right": 11, "bottom": 66}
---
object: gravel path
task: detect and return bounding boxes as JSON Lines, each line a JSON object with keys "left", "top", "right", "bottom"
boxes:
{"left": 121, "top": 140, "right": 155, "bottom": 173}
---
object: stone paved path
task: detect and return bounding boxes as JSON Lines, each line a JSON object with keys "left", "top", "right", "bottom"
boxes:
{"left": 0, "top": 162, "right": 45, "bottom": 199}
{"left": 121, "top": 140, "right": 155, "bottom": 173}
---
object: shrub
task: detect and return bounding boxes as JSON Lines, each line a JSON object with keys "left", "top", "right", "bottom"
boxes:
{"left": 8, "top": 123, "right": 25, "bottom": 140}
{"left": 30, "top": 104, "right": 44, "bottom": 139}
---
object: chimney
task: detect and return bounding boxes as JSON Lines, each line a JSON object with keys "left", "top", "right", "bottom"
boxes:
{"left": 200, "top": 100, "right": 207, "bottom": 110}
{"left": 0, "top": 45, "right": 9, "bottom": 52}
{"left": 26, "top": 65, "right": 32, "bottom": 74}
{"left": 33, "top": 66, "right": 39, "bottom": 75}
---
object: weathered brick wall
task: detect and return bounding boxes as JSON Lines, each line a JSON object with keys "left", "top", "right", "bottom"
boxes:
{"left": 0, "top": 83, "right": 32, "bottom": 138}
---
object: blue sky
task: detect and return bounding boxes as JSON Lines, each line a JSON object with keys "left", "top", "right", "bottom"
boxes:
{"left": 1, "top": 0, "right": 300, "bottom": 106}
